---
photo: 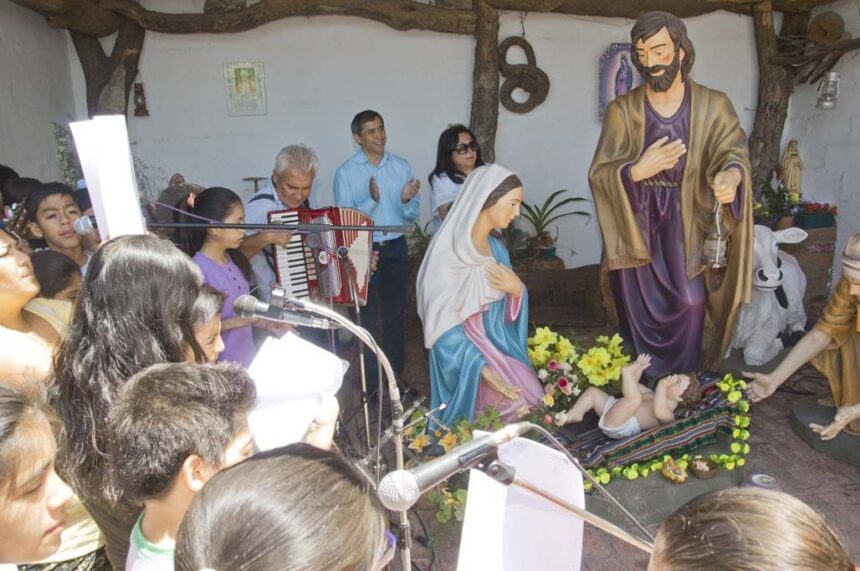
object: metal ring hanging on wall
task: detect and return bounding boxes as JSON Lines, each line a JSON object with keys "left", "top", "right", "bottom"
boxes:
{"left": 498, "top": 36, "right": 550, "bottom": 114}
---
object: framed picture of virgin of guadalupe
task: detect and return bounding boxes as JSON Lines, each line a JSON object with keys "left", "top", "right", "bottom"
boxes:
{"left": 598, "top": 43, "right": 644, "bottom": 121}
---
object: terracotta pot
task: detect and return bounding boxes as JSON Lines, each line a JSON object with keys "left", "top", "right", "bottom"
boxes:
{"left": 775, "top": 215, "right": 795, "bottom": 229}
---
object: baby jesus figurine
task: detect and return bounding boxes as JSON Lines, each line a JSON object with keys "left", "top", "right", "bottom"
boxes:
{"left": 555, "top": 354, "right": 701, "bottom": 439}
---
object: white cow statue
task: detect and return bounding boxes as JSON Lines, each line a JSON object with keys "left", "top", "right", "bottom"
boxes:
{"left": 730, "top": 225, "right": 808, "bottom": 366}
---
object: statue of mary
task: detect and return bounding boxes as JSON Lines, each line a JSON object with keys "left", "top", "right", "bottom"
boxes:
{"left": 417, "top": 164, "right": 544, "bottom": 426}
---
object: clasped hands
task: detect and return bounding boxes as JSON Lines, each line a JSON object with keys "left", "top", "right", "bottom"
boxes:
{"left": 487, "top": 262, "right": 523, "bottom": 297}
{"left": 630, "top": 136, "right": 739, "bottom": 204}
{"left": 369, "top": 176, "right": 421, "bottom": 204}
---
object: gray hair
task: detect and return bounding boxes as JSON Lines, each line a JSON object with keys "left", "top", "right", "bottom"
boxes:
{"left": 273, "top": 145, "right": 319, "bottom": 177}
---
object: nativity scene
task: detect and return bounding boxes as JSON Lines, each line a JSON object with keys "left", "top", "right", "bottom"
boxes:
{"left": 1, "top": 0, "right": 859, "bottom": 569}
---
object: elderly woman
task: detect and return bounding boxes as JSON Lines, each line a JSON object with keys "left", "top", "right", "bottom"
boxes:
{"left": 417, "top": 165, "right": 544, "bottom": 426}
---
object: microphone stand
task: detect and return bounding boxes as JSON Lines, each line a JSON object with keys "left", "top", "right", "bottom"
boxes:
{"left": 147, "top": 221, "right": 414, "bottom": 233}
{"left": 337, "top": 246, "right": 373, "bottom": 453}
{"left": 474, "top": 453, "right": 654, "bottom": 554}
{"left": 278, "top": 291, "right": 414, "bottom": 571}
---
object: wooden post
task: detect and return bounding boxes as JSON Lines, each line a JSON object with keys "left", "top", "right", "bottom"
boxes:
{"left": 70, "top": 18, "right": 145, "bottom": 117}
{"left": 748, "top": 1, "right": 808, "bottom": 192}
{"left": 469, "top": 0, "right": 500, "bottom": 162}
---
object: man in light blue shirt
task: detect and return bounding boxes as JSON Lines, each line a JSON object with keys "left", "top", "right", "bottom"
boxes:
{"left": 334, "top": 110, "right": 420, "bottom": 386}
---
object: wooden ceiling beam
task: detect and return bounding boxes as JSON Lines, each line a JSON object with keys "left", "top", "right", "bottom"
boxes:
{"left": 11, "top": 0, "right": 836, "bottom": 39}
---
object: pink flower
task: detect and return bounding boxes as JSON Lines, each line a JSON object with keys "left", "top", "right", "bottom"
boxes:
{"left": 548, "top": 360, "right": 559, "bottom": 371}
{"left": 543, "top": 414, "right": 554, "bottom": 426}
{"left": 544, "top": 383, "right": 555, "bottom": 395}
{"left": 558, "top": 377, "right": 573, "bottom": 396}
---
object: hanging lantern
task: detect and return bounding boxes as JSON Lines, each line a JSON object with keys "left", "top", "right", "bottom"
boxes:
{"left": 133, "top": 82, "right": 150, "bottom": 117}
{"left": 816, "top": 71, "right": 840, "bottom": 110}
{"left": 702, "top": 204, "right": 728, "bottom": 269}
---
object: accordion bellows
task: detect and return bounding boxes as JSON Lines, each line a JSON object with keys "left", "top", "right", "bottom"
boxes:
{"left": 267, "top": 207, "right": 373, "bottom": 306}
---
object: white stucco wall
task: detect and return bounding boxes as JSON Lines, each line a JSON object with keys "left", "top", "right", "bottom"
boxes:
{"left": 785, "top": 0, "right": 860, "bottom": 273}
{"left": 0, "top": 1, "right": 77, "bottom": 181}
{"left": 6, "top": 2, "right": 760, "bottom": 268}
{"left": 94, "top": 8, "right": 756, "bottom": 267}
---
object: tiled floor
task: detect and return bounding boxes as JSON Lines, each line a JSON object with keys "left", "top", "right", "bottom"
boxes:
{"left": 377, "top": 321, "right": 860, "bottom": 570}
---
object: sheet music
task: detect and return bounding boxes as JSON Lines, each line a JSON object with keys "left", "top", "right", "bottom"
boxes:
{"left": 246, "top": 332, "right": 346, "bottom": 451}
{"left": 69, "top": 116, "right": 146, "bottom": 239}
{"left": 458, "top": 436, "right": 584, "bottom": 571}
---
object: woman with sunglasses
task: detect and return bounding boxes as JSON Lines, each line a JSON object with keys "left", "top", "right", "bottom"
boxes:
{"left": 428, "top": 124, "right": 485, "bottom": 232}
{"left": 174, "top": 443, "right": 391, "bottom": 571}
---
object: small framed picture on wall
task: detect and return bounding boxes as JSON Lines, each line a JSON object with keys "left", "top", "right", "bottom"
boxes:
{"left": 225, "top": 62, "right": 267, "bottom": 117}
{"left": 598, "top": 43, "right": 644, "bottom": 121}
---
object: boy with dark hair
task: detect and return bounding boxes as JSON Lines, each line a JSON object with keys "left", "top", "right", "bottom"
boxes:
{"left": 25, "top": 182, "right": 91, "bottom": 272}
{"left": 108, "top": 363, "right": 257, "bottom": 570}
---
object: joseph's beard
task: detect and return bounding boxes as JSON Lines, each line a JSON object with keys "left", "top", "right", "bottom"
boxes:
{"left": 634, "top": 49, "right": 682, "bottom": 92}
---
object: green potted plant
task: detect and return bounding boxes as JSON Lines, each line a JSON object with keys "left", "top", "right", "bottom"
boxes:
{"left": 753, "top": 168, "right": 801, "bottom": 229}
{"left": 520, "top": 190, "right": 590, "bottom": 259}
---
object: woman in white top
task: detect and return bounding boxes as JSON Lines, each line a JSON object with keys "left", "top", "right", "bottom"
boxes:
{"left": 428, "top": 124, "right": 485, "bottom": 232}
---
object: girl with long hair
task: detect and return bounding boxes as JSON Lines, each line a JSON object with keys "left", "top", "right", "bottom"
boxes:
{"left": 428, "top": 124, "right": 485, "bottom": 231}
{"left": 177, "top": 187, "right": 256, "bottom": 367}
{"left": 52, "top": 234, "right": 205, "bottom": 569}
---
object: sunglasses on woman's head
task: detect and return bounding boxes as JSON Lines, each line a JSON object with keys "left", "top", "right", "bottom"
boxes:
{"left": 453, "top": 141, "right": 478, "bottom": 155}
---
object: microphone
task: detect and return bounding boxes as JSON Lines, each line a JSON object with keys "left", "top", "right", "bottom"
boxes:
{"left": 233, "top": 294, "right": 339, "bottom": 330}
{"left": 74, "top": 215, "right": 97, "bottom": 235}
{"left": 377, "top": 422, "right": 533, "bottom": 511}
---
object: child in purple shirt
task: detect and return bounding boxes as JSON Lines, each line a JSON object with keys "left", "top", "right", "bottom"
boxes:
{"left": 179, "top": 187, "right": 257, "bottom": 367}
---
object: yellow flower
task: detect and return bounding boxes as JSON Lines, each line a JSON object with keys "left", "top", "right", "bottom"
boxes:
{"left": 578, "top": 352, "right": 598, "bottom": 375}
{"left": 542, "top": 393, "right": 555, "bottom": 407}
{"left": 593, "top": 347, "right": 611, "bottom": 367}
{"left": 596, "top": 335, "right": 610, "bottom": 345}
{"left": 789, "top": 191, "right": 801, "bottom": 204}
{"left": 532, "top": 327, "right": 558, "bottom": 347}
{"left": 589, "top": 368, "right": 611, "bottom": 387}
{"left": 439, "top": 433, "right": 459, "bottom": 453}
{"left": 528, "top": 346, "right": 551, "bottom": 367}
{"left": 408, "top": 434, "right": 431, "bottom": 452}
{"left": 555, "top": 337, "right": 576, "bottom": 362}
{"left": 608, "top": 333, "right": 624, "bottom": 355}
{"left": 606, "top": 366, "right": 623, "bottom": 382}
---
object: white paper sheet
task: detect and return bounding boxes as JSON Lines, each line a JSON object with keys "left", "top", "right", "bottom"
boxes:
{"left": 458, "top": 436, "right": 584, "bottom": 571}
{"left": 247, "top": 333, "right": 346, "bottom": 451}
{"left": 69, "top": 115, "right": 146, "bottom": 239}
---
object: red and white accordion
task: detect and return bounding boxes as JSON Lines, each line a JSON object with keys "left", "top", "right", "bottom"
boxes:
{"left": 266, "top": 207, "right": 373, "bottom": 306}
